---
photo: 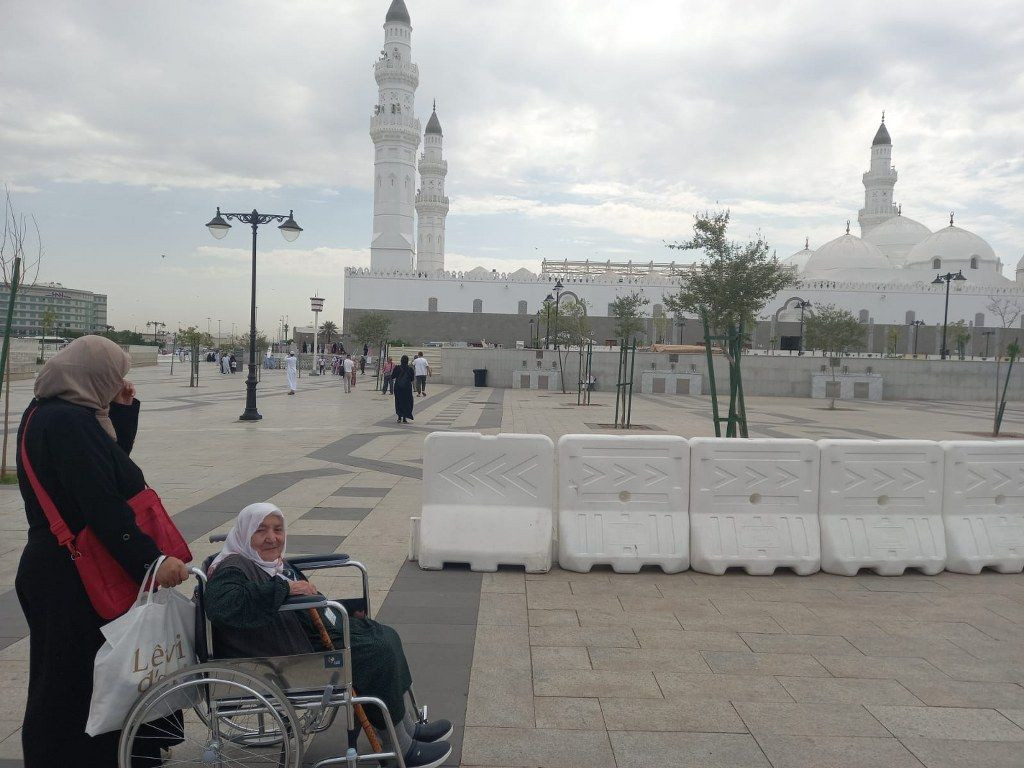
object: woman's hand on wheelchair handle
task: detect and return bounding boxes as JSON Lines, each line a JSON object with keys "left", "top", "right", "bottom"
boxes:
{"left": 288, "top": 580, "right": 318, "bottom": 597}
{"left": 155, "top": 557, "right": 189, "bottom": 588}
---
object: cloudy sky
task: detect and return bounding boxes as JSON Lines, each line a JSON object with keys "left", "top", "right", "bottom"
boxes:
{"left": 2, "top": 0, "right": 1022, "bottom": 334}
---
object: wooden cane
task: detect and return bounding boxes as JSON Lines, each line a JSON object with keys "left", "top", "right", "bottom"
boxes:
{"left": 308, "top": 607, "right": 384, "bottom": 753}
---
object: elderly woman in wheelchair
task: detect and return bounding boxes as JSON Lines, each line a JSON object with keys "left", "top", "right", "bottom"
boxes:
{"left": 117, "top": 502, "right": 451, "bottom": 768}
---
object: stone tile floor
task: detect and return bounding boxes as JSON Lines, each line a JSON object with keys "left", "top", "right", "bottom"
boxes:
{"left": 0, "top": 360, "right": 1021, "bottom": 766}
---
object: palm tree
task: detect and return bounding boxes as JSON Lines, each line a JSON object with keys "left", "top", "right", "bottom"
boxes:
{"left": 321, "top": 320, "right": 339, "bottom": 347}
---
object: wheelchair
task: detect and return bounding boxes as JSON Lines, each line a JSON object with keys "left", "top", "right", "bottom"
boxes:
{"left": 117, "top": 538, "right": 427, "bottom": 767}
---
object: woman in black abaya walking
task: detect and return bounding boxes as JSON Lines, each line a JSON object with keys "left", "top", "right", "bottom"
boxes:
{"left": 392, "top": 355, "right": 415, "bottom": 423}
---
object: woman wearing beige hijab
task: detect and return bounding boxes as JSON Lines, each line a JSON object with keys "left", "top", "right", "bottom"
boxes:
{"left": 16, "top": 335, "right": 188, "bottom": 767}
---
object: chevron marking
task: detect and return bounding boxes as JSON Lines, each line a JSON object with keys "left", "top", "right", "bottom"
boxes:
{"left": 965, "top": 468, "right": 986, "bottom": 493}
{"left": 713, "top": 465, "right": 738, "bottom": 490}
{"left": 776, "top": 466, "right": 800, "bottom": 489}
{"left": 644, "top": 463, "right": 669, "bottom": 487}
{"left": 991, "top": 467, "right": 1012, "bottom": 492}
{"left": 872, "top": 467, "right": 894, "bottom": 491}
{"left": 745, "top": 466, "right": 768, "bottom": 488}
{"left": 437, "top": 451, "right": 540, "bottom": 498}
{"left": 612, "top": 463, "right": 638, "bottom": 487}
{"left": 579, "top": 462, "right": 603, "bottom": 488}
{"left": 901, "top": 468, "right": 924, "bottom": 491}
{"left": 844, "top": 468, "right": 867, "bottom": 491}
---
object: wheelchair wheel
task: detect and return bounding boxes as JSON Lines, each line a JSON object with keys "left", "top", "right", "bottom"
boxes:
{"left": 118, "top": 665, "right": 303, "bottom": 768}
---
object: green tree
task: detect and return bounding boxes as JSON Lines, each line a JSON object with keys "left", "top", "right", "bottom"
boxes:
{"left": 351, "top": 312, "right": 391, "bottom": 348}
{"left": 804, "top": 304, "right": 865, "bottom": 410}
{"left": 950, "top": 320, "right": 970, "bottom": 360}
{"left": 38, "top": 306, "right": 56, "bottom": 362}
{"left": 239, "top": 331, "right": 269, "bottom": 358}
{"left": 551, "top": 298, "right": 591, "bottom": 393}
{"left": 663, "top": 210, "right": 797, "bottom": 434}
{"left": 178, "top": 326, "right": 213, "bottom": 387}
{"left": 609, "top": 291, "right": 649, "bottom": 342}
{"left": 320, "top": 320, "right": 339, "bottom": 347}
{"left": 886, "top": 326, "right": 902, "bottom": 357}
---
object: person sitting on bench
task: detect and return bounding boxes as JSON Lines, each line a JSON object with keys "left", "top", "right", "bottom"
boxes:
{"left": 204, "top": 503, "right": 452, "bottom": 768}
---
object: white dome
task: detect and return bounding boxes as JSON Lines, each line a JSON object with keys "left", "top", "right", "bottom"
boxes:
{"left": 904, "top": 224, "right": 997, "bottom": 268}
{"left": 782, "top": 245, "right": 814, "bottom": 272}
{"left": 509, "top": 267, "right": 536, "bottom": 279}
{"left": 863, "top": 215, "right": 931, "bottom": 265}
{"left": 802, "top": 233, "right": 891, "bottom": 278}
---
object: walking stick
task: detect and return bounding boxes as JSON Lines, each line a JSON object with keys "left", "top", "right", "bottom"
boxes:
{"left": 308, "top": 608, "right": 384, "bottom": 753}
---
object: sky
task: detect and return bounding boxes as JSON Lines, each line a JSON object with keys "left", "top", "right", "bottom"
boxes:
{"left": 2, "top": 0, "right": 1023, "bottom": 336}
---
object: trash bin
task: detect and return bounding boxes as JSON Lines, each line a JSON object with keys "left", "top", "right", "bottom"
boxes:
{"left": 473, "top": 368, "right": 488, "bottom": 387}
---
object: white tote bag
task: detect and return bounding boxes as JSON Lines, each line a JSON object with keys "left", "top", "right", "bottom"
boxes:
{"left": 86, "top": 557, "right": 197, "bottom": 736}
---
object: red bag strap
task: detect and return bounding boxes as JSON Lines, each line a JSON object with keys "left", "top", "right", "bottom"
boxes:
{"left": 19, "top": 405, "right": 78, "bottom": 555}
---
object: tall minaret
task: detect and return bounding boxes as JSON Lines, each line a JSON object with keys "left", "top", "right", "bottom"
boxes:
{"left": 415, "top": 103, "right": 449, "bottom": 272}
{"left": 369, "top": 0, "right": 421, "bottom": 271}
{"left": 858, "top": 113, "right": 898, "bottom": 236}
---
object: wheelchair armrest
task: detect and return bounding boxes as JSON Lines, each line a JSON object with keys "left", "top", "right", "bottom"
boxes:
{"left": 209, "top": 534, "right": 227, "bottom": 543}
{"left": 287, "top": 554, "right": 352, "bottom": 570}
{"left": 279, "top": 595, "right": 330, "bottom": 612}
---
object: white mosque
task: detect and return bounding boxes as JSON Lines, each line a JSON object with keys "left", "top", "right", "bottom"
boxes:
{"left": 345, "top": 1, "right": 1024, "bottom": 346}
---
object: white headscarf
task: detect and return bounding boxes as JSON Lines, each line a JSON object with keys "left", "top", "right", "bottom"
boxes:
{"left": 210, "top": 502, "right": 287, "bottom": 576}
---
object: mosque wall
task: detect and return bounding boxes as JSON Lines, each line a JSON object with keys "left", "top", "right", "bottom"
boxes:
{"left": 435, "top": 348, "right": 1024, "bottom": 402}
{"left": 345, "top": 271, "right": 1024, "bottom": 331}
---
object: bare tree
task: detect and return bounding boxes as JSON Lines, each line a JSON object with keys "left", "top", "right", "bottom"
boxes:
{"left": 986, "top": 296, "right": 1023, "bottom": 330}
{"left": 1, "top": 186, "right": 45, "bottom": 481}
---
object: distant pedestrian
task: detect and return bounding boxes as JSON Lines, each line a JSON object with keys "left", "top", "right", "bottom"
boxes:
{"left": 363, "top": 343, "right": 369, "bottom": 358}
{"left": 359, "top": 355, "right": 366, "bottom": 375}
{"left": 392, "top": 355, "right": 415, "bottom": 423}
{"left": 382, "top": 356, "right": 395, "bottom": 394}
{"left": 229, "top": 354, "right": 237, "bottom": 374}
{"left": 285, "top": 352, "right": 297, "bottom": 395}
{"left": 317, "top": 355, "right": 326, "bottom": 376}
{"left": 343, "top": 355, "right": 354, "bottom": 393}
{"left": 221, "top": 352, "right": 231, "bottom": 375}
{"left": 413, "top": 351, "right": 431, "bottom": 396}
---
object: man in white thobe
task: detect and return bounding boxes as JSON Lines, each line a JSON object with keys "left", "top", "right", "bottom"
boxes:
{"left": 285, "top": 352, "right": 298, "bottom": 395}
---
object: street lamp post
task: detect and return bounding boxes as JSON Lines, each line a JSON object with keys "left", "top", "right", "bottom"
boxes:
{"left": 982, "top": 329, "right": 995, "bottom": 358}
{"left": 796, "top": 300, "right": 812, "bottom": 355}
{"left": 552, "top": 280, "right": 565, "bottom": 349}
{"left": 528, "top": 318, "right": 535, "bottom": 349}
{"left": 544, "top": 293, "right": 554, "bottom": 349}
{"left": 912, "top": 319, "right": 926, "bottom": 356}
{"left": 206, "top": 207, "right": 302, "bottom": 421}
{"left": 932, "top": 270, "right": 967, "bottom": 360}
{"left": 310, "top": 295, "right": 324, "bottom": 371}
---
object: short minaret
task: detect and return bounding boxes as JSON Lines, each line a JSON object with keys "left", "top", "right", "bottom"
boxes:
{"left": 858, "top": 113, "right": 899, "bottom": 236}
{"left": 369, "top": 0, "right": 421, "bottom": 271}
{"left": 415, "top": 102, "right": 449, "bottom": 272}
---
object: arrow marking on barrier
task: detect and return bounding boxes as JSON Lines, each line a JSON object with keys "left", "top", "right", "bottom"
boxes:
{"left": 872, "top": 468, "right": 894, "bottom": 491}
{"left": 844, "top": 468, "right": 867, "bottom": 491}
{"left": 438, "top": 451, "right": 539, "bottom": 498}
{"left": 901, "top": 468, "right": 924, "bottom": 491}
{"left": 991, "top": 467, "right": 1012, "bottom": 491}
{"left": 714, "top": 465, "right": 738, "bottom": 490}
{"left": 965, "top": 468, "right": 986, "bottom": 493}
{"left": 745, "top": 466, "right": 769, "bottom": 488}
{"left": 612, "top": 463, "right": 639, "bottom": 487}
{"left": 644, "top": 463, "right": 669, "bottom": 486}
{"left": 776, "top": 466, "right": 800, "bottom": 489}
{"left": 579, "top": 463, "right": 603, "bottom": 488}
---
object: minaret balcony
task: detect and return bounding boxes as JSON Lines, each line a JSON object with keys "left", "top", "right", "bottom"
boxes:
{"left": 418, "top": 159, "right": 448, "bottom": 175}
{"left": 370, "top": 116, "right": 422, "bottom": 144}
{"left": 374, "top": 60, "right": 420, "bottom": 88}
{"left": 415, "top": 195, "right": 449, "bottom": 212}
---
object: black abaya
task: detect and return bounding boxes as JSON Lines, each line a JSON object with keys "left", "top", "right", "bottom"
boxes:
{"left": 15, "top": 398, "right": 167, "bottom": 767}
{"left": 393, "top": 365, "right": 415, "bottom": 420}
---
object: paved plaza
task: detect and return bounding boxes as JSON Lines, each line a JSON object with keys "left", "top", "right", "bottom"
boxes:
{"left": 1, "top": 362, "right": 1023, "bottom": 767}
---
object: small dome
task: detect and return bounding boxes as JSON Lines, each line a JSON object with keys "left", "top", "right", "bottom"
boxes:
{"left": 386, "top": 0, "right": 411, "bottom": 24}
{"left": 782, "top": 240, "right": 814, "bottom": 272}
{"left": 872, "top": 121, "right": 891, "bottom": 146}
{"left": 803, "top": 232, "right": 891, "bottom": 278}
{"left": 904, "top": 223, "right": 997, "bottom": 268}
{"left": 425, "top": 109, "right": 442, "bottom": 136}
{"left": 509, "top": 267, "right": 536, "bottom": 279}
{"left": 863, "top": 215, "right": 931, "bottom": 265}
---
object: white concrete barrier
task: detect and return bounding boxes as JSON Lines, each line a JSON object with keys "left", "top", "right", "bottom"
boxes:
{"left": 941, "top": 441, "right": 1024, "bottom": 574}
{"left": 557, "top": 435, "right": 689, "bottom": 573}
{"left": 689, "top": 438, "right": 820, "bottom": 575}
{"left": 819, "top": 440, "right": 945, "bottom": 576}
{"left": 418, "top": 432, "right": 554, "bottom": 572}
